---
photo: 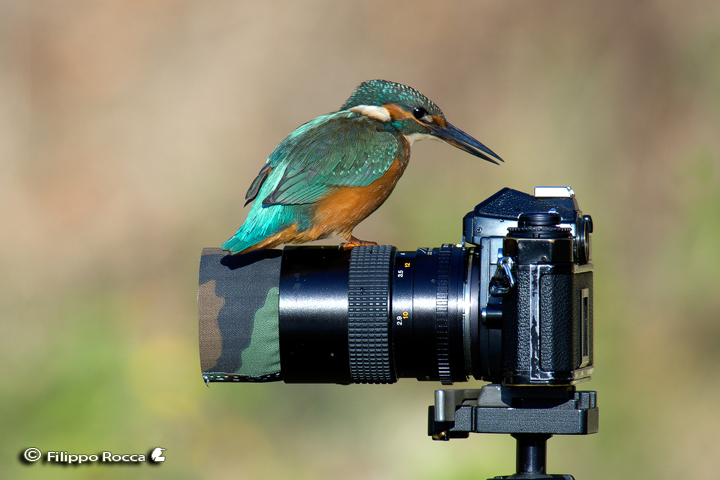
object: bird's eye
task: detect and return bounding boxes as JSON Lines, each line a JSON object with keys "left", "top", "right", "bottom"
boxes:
{"left": 412, "top": 106, "right": 428, "bottom": 120}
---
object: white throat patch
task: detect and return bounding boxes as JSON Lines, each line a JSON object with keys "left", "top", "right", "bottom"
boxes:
{"left": 403, "top": 132, "right": 435, "bottom": 145}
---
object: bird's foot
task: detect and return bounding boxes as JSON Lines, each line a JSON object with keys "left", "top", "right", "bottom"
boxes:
{"left": 340, "top": 235, "right": 378, "bottom": 250}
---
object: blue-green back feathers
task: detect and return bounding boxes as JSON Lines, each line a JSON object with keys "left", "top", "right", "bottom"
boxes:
{"left": 262, "top": 111, "right": 398, "bottom": 205}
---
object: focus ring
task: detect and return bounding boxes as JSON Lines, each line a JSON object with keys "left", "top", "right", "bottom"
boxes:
{"left": 348, "top": 245, "right": 394, "bottom": 383}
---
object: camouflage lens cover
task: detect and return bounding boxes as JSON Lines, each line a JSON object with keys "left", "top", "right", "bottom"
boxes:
{"left": 199, "top": 248, "right": 282, "bottom": 382}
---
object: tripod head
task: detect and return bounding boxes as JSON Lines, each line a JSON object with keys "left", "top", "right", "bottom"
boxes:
{"left": 429, "top": 384, "right": 598, "bottom": 479}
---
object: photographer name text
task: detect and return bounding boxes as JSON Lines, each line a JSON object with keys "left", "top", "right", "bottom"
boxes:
{"left": 22, "top": 447, "right": 166, "bottom": 465}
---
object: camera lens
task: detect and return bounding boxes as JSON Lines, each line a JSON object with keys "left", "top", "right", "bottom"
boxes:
{"left": 278, "top": 245, "right": 486, "bottom": 385}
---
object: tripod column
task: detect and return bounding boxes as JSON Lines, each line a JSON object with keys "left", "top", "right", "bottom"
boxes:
{"left": 513, "top": 433, "right": 551, "bottom": 475}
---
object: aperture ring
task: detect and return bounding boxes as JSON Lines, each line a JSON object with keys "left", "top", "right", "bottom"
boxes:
{"left": 348, "top": 245, "right": 394, "bottom": 383}
{"left": 436, "top": 246, "right": 452, "bottom": 385}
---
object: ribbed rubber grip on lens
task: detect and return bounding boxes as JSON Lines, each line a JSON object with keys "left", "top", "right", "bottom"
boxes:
{"left": 348, "top": 245, "right": 394, "bottom": 383}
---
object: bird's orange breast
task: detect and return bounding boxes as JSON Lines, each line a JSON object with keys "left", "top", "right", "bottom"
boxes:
{"left": 312, "top": 154, "right": 409, "bottom": 237}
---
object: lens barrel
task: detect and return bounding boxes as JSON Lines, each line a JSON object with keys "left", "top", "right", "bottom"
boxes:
{"left": 278, "top": 245, "right": 483, "bottom": 385}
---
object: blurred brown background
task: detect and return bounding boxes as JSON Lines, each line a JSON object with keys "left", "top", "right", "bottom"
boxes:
{"left": 2, "top": 1, "right": 720, "bottom": 479}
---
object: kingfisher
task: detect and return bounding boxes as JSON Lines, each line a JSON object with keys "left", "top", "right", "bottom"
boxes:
{"left": 222, "top": 80, "right": 502, "bottom": 254}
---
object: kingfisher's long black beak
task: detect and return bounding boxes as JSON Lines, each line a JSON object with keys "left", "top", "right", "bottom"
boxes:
{"left": 430, "top": 122, "right": 503, "bottom": 165}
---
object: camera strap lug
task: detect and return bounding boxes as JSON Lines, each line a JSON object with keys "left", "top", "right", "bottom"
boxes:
{"left": 489, "top": 256, "right": 515, "bottom": 297}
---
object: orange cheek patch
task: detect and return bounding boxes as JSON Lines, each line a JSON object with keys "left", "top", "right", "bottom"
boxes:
{"left": 383, "top": 103, "right": 415, "bottom": 121}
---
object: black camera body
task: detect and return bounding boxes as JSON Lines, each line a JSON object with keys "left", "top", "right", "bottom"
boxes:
{"left": 464, "top": 186, "right": 594, "bottom": 387}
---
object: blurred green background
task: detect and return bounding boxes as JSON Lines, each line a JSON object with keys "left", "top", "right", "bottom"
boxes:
{"left": 2, "top": 1, "right": 720, "bottom": 479}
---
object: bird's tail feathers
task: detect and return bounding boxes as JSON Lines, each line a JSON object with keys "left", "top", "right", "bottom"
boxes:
{"left": 221, "top": 203, "right": 300, "bottom": 254}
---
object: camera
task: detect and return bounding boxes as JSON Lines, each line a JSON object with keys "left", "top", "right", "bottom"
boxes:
{"left": 199, "top": 186, "right": 597, "bottom": 479}
{"left": 199, "top": 186, "right": 593, "bottom": 386}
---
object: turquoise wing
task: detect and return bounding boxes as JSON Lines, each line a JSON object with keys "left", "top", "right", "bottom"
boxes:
{"left": 260, "top": 111, "right": 399, "bottom": 206}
